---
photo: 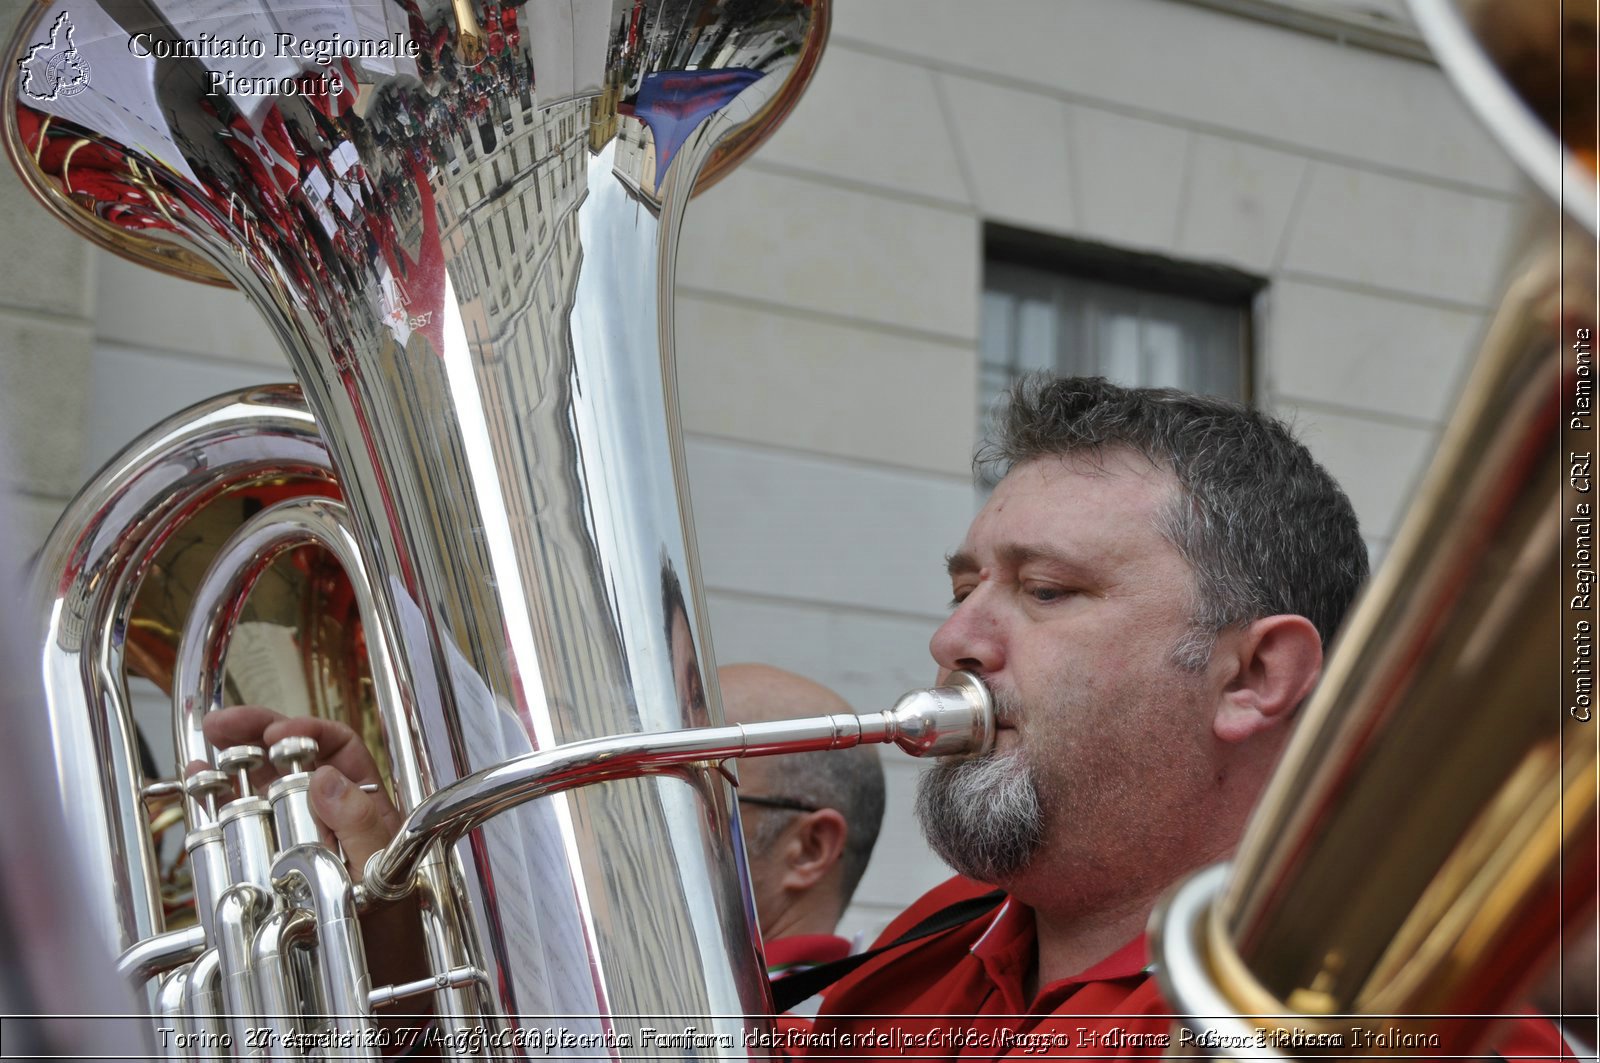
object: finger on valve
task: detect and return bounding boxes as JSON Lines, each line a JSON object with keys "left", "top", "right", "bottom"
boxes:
{"left": 201, "top": 705, "right": 291, "bottom": 793}
{"left": 205, "top": 706, "right": 385, "bottom": 789}
{"left": 309, "top": 763, "right": 402, "bottom": 871}
{"left": 201, "top": 707, "right": 429, "bottom": 993}
{"left": 204, "top": 705, "right": 402, "bottom": 865}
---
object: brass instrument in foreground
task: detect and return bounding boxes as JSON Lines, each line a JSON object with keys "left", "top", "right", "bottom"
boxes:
{"left": 2, "top": 0, "right": 1003, "bottom": 1056}
{"left": 1153, "top": 0, "right": 1598, "bottom": 1055}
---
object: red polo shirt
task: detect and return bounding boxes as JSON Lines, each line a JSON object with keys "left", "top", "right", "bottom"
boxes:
{"left": 800, "top": 877, "right": 1572, "bottom": 1061}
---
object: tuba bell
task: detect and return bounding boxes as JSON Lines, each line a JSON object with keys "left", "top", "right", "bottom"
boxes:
{"left": 2, "top": 0, "right": 999, "bottom": 1055}
{"left": 1152, "top": 0, "right": 1598, "bottom": 1054}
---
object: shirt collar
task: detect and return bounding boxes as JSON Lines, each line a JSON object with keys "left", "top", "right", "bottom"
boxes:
{"left": 970, "top": 899, "right": 1150, "bottom": 1005}
{"left": 1070, "top": 933, "right": 1149, "bottom": 983}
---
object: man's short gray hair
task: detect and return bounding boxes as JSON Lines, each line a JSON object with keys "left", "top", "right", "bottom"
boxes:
{"left": 978, "top": 375, "right": 1369, "bottom": 668}
{"left": 748, "top": 745, "right": 886, "bottom": 908}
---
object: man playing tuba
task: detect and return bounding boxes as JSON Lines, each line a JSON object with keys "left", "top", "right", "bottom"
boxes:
{"left": 209, "top": 376, "right": 1571, "bottom": 1058}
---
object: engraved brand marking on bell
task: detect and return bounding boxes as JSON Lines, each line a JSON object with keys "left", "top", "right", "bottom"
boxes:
{"left": 19, "top": 12, "right": 90, "bottom": 101}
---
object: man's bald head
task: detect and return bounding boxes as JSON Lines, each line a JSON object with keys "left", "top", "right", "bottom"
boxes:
{"left": 721, "top": 663, "right": 855, "bottom": 724}
{"left": 722, "top": 664, "right": 886, "bottom": 937}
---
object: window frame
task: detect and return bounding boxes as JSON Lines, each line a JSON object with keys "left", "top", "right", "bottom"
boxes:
{"left": 982, "top": 224, "right": 1267, "bottom": 408}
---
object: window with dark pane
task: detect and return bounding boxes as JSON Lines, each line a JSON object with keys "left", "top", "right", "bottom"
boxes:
{"left": 980, "top": 228, "right": 1263, "bottom": 470}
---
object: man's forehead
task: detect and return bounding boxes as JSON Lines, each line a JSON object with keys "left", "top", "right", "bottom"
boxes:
{"left": 1011, "top": 447, "right": 1170, "bottom": 484}
{"left": 949, "top": 452, "right": 1178, "bottom": 565}
{"left": 991, "top": 451, "right": 1176, "bottom": 515}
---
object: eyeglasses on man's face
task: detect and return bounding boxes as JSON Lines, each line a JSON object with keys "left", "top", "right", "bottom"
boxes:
{"left": 736, "top": 794, "right": 820, "bottom": 814}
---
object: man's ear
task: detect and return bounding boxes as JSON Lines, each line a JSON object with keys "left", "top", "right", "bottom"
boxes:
{"left": 780, "top": 809, "right": 848, "bottom": 892}
{"left": 1213, "top": 614, "right": 1322, "bottom": 744}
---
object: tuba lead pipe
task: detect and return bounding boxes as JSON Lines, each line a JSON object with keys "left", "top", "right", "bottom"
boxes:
{"left": 364, "top": 674, "right": 993, "bottom": 901}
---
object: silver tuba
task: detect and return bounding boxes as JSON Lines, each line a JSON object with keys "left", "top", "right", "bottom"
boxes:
{"left": 3, "top": 0, "right": 994, "bottom": 1056}
{"left": 1153, "top": 0, "right": 1598, "bottom": 1055}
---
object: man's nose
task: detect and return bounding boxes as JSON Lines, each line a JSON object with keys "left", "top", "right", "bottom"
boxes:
{"left": 929, "top": 593, "right": 1004, "bottom": 679}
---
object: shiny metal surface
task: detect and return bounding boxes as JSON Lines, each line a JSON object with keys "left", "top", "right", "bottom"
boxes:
{"left": 252, "top": 906, "right": 315, "bottom": 1056}
{"left": 27, "top": 386, "right": 332, "bottom": 958}
{"left": 215, "top": 883, "right": 270, "bottom": 1059}
{"left": 186, "top": 828, "right": 228, "bottom": 941}
{"left": 1152, "top": 0, "right": 1598, "bottom": 1054}
{"left": 11, "top": 0, "right": 830, "bottom": 1050}
{"left": 252, "top": 902, "right": 315, "bottom": 1043}
{"left": 217, "top": 745, "right": 264, "bottom": 786}
{"left": 156, "top": 970, "right": 190, "bottom": 1061}
{"left": 218, "top": 799, "right": 277, "bottom": 893}
{"left": 274, "top": 844, "right": 377, "bottom": 1058}
{"left": 269, "top": 774, "right": 324, "bottom": 849}
{"left": 365, "top": 671, "right": 994, "bottom": 899}
{"left": 183, "top": 949, "right": 225, "bottom": 1057}
{"left": 173, "top": 494, "right": 413, "bottom": 827}
{"left": 878, "top": 670, "right": 994, "bottom": 757}
{"left": 1149, "top": 865, "right": 1285, "bottom": 1061}
{"left": 119, "top": 925, "right": 207, "bottom": 983}
{"left": 1411, "top": 0, "right": 1597, "bottom": 233}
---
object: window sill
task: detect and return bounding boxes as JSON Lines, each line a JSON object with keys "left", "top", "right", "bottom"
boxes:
{"left": 1164, "top": 0, "right": 1433, "bottom": 63}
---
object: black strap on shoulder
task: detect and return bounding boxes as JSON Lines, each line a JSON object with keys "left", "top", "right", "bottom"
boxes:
{"left": 769, "top": 889, "right": 1006, "bottom": 1013}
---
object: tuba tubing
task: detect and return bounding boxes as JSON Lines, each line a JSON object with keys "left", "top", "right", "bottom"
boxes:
{"left": 361, "top": 671, "right": 993, "bottom": 901}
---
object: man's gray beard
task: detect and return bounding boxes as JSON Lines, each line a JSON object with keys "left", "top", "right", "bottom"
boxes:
{"left": 914, "top": 746, "right": 1043, "bottom": 885}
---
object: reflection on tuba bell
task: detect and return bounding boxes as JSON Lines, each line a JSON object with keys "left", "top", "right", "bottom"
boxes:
{"left": 1153, "top": 0, "right": 1597, "bottom": 1055}
{"left": 3, "top": 0, "right": 999, "bottom": 1055}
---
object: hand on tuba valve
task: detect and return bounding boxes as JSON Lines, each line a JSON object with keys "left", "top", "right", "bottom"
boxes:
{"left": 197, "top": 705, "right": 434, "bottom": 993}
{"left": 202, "top": 707, "right": 403, "bottom": 867}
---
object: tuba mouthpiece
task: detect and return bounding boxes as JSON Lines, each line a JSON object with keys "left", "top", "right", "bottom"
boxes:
{"left": 881, "top": 671, "right": 995, "bottom": 759}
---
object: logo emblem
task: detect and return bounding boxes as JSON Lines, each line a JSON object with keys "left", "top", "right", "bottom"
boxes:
{"left": 19, "top": 12, "right": 92, "bottom": 101}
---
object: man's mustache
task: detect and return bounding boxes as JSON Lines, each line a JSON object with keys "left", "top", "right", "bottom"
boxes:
{"left": 990, "top": 687, "right": 1026, "bottom": 730}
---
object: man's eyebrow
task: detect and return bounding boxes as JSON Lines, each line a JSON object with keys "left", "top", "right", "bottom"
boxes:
{"left": 945, "top": 545, "right": 1085, "bottom": 577}
{"left": 944, "top": 551, "right": 978, "bottom": 577}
